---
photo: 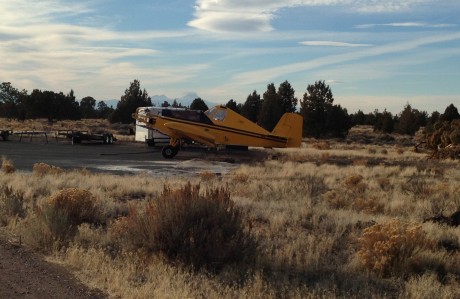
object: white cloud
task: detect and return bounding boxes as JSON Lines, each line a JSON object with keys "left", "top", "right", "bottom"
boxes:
{"left": 0, "top": 1, "right": 203, "bottom": 99}
{"left": 188, "top": 11, "right": 274, "bottom": 33}
{"left": 325, "top": 80, "right": 344, "bottom": 84}
{"left": 0, "top": 0, "right": 91, "bottom": 26}
{"left": 300, "top": 41, "right": 371, "bottom": 47}
{"left": 189, "top": 0, "right": 438, "bottom": 33}
{"left": 356, "top": 22, "right": 457, "bottom": 29}
{"left": 224, "top": 32, "right": 460, "bottom": 87}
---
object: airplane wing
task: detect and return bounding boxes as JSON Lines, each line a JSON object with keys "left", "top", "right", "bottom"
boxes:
{"left": 163, "top": 122, "right": 216, "bottom": 147}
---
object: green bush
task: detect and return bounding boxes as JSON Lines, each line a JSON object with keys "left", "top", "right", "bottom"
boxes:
{"left": 114, "top": 182, "right": 256, "bottom": 271}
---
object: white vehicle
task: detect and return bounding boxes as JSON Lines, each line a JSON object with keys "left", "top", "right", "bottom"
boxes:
{"left": 134, "top": 107, "right": 190, "bottom": 146}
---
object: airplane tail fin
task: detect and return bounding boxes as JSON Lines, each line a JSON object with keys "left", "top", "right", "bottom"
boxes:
{"left": 271, "top": 113, "right": 303, "bottom": 147}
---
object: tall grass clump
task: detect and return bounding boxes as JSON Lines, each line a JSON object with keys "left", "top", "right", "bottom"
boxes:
{"left": 1, "top": 157, "right": 16, "bottom": 174}
{"left": 358, "top": 219, "right": 431, "bottom": 276}
{"left": 32, "top": 162, "right": 64, "bottom": 176}
{"left": 112, "top": 182, "right": 256, "bottom": 272}
{"left": 24, "top": 188, "right": 100, "bottom": 250}
{"left": 0, "top": 185, "right": 25, "bottom": 225}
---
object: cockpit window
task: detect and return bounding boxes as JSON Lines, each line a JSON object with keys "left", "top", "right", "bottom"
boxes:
{"left": 213, "top": 109, "right": 227, "bottom": 121}
{"left": 205, "top": 107, "right": 217, "bottom": 118}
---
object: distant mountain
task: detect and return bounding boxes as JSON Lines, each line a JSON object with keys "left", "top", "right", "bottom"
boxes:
{"left": 149, "top": 92, "right": 218, "bottom": 108}
{"left": 98, "top": 99, "right": 118, "bottom": 109}
{"left": 97, "top": 93, "right": 217, "bottom": 109}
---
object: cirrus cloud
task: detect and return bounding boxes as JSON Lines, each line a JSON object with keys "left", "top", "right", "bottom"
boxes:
{"left": 188, "top": 0, "right": 438, "bottom": 33}
{"left": 300, "top": 41, "right": 372, "bottom": 47}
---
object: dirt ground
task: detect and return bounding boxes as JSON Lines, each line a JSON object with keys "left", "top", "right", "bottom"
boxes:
{"left": 0, "top": 229, "right": 107, "bottom": 299}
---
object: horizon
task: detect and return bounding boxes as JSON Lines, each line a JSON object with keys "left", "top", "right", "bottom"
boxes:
{"left": 1, "top": 1, "right": 459, "bottom": 115}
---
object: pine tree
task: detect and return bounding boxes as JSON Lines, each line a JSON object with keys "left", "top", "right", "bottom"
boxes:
{"left": 258, "top": 83, "right": 283, "bottom": 131}
{"left": 241, "top": 90, "right": 261, "bottom": 123}
{"left": 109, "top": 79, "right": 152, "bottom": 123}
{"left": 300, "top": 80, "right": 334, "bottom": 138}
{"left": 277, "top": 80, "right": 297, "bottom": 113}
{"left": 190, "top": 98, "right": 208, "bottom": 111}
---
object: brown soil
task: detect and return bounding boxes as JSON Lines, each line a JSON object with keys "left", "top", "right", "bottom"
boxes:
{"left": 0, "top": 230, "right": 106, "bottom": 299}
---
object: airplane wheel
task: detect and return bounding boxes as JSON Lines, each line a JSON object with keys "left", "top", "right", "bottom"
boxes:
{"left": 162, "top": 145, "right": 179, "bottom": 159}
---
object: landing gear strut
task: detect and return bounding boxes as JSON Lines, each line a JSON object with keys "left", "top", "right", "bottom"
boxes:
{"left": 161, "top": 138, "right": 180, "bottom": 159}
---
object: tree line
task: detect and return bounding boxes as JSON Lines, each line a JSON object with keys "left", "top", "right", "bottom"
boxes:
{"left": 1, "top": 80, "right": 458, "bottom": 138}
{"left": 350, "top": 103, "right": 460, "bottom": 136}
{"left": 0, "top": 82, "right": 114, "bottom": 121}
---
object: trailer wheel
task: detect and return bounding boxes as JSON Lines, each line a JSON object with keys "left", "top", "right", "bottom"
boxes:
{"left": 71, "top": 136, "right": 80, "bottom": 144}
{"left": 162, "top": 145, "right": 179, "bottom": 159}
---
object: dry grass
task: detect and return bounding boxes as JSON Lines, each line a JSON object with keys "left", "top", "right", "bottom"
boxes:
{"left": 358, "top": 219, "right": 431, "bottom": 276}
{"left": 112, "top": 183, "right": 255, "bottom": 271}
{"left": 1, "top": 127, "right": 460, "bottom": 298}
{"left": 33, "top": 163, "right": 64, "bottom": 176}
{"left": 0, "top": 118, "right": 134, "bottom": 142}
{"left": 1, "top": 157, "right": 16, "bottom": 174}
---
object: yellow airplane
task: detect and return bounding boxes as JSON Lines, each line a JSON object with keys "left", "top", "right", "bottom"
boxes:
{"left": 132, "top": 105, "right": 303, "bottom": 158}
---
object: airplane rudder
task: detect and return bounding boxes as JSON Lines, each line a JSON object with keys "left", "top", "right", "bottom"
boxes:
{"left": 273, "top": 113, "right": 303, "bottom": 147}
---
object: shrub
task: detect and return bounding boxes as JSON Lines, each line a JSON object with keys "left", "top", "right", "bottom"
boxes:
{"left": 353, "top": 158, "right": 368, "bottom": 166}
{"left": 344, "top": 174, "right": 364, "bottom": 188}
{"left": 27, "top": 188, "right": 100, "bottom": 248}
{"left": 344, "top": 174, "right": 367, "bottom": 193}
{"left": 47, "top": 188, "right": 98, "bottom": 225}
{"left": 1, "top": 157, "right": 15, "bottom": 174}
{"left": 401, "top": 176, "right": 432, "bottom": 198}
{"left": 297, "top": 174, "right": 328, "bottom": 198}
{"left": 0, "top": 186, "right": 25, "bottom": 225}
{"left": 376, "top": 177, "right": 391, "bottom": 190}
{"left": 358, "top": 219, "right": 431, "bottom": 276}
{"left": 36, "top": 203, "right": 75, "bottom": 243}
{"left": 32, "top": 163, "right": 63, "bottom": 176}
{"left": 199, "top": 171, "right": 217, "bottom": 181}
{"left": 114, "top": 182, "right": 256, "bottom": 271}
{"left": 312, "top": 140, "right": 331, "bottom": 150}
{"left": 368, "top": 148, "right": 377, "bottom": 154}
{"left": 352, "top": 197, "right": 384, "bottom": 215}
{"left": 323, "top": 190, "right": 349, "bottom": 209}
{"left": 232, "top": 173, "right": 249, "bottom": 184}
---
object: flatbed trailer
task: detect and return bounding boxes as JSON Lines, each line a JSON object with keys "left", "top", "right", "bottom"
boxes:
{"left": 57, "top": 130, "right": 116, "bottom": 144}
{"left": 1, "top": 130, "right": 12, "bottom": 141}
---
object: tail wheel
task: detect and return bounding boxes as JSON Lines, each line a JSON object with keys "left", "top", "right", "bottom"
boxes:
{"left": 162, "top": 145, "right": 179, "bottom": 159}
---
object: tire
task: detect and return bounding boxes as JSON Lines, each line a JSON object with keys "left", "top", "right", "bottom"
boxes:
{"left": 162, "top": 145, "right": 179, "bottom": 159}
{"left": 103, "top": 134, "right": 109, "bottom": 144}
{"left": 72, "top": 137, "right": 81, "bottom": 144}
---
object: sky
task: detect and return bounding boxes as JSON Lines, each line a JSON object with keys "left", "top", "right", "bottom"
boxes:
{"left": 1, "top": 0, "right": 459, "bottom": 114}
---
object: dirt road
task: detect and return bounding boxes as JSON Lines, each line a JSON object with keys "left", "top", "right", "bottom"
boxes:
{"left": 0, "top": 139, "right": 258, "bottom": 176}
{"left": 0, "top": 231, "right": 106, "bottom": 299}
